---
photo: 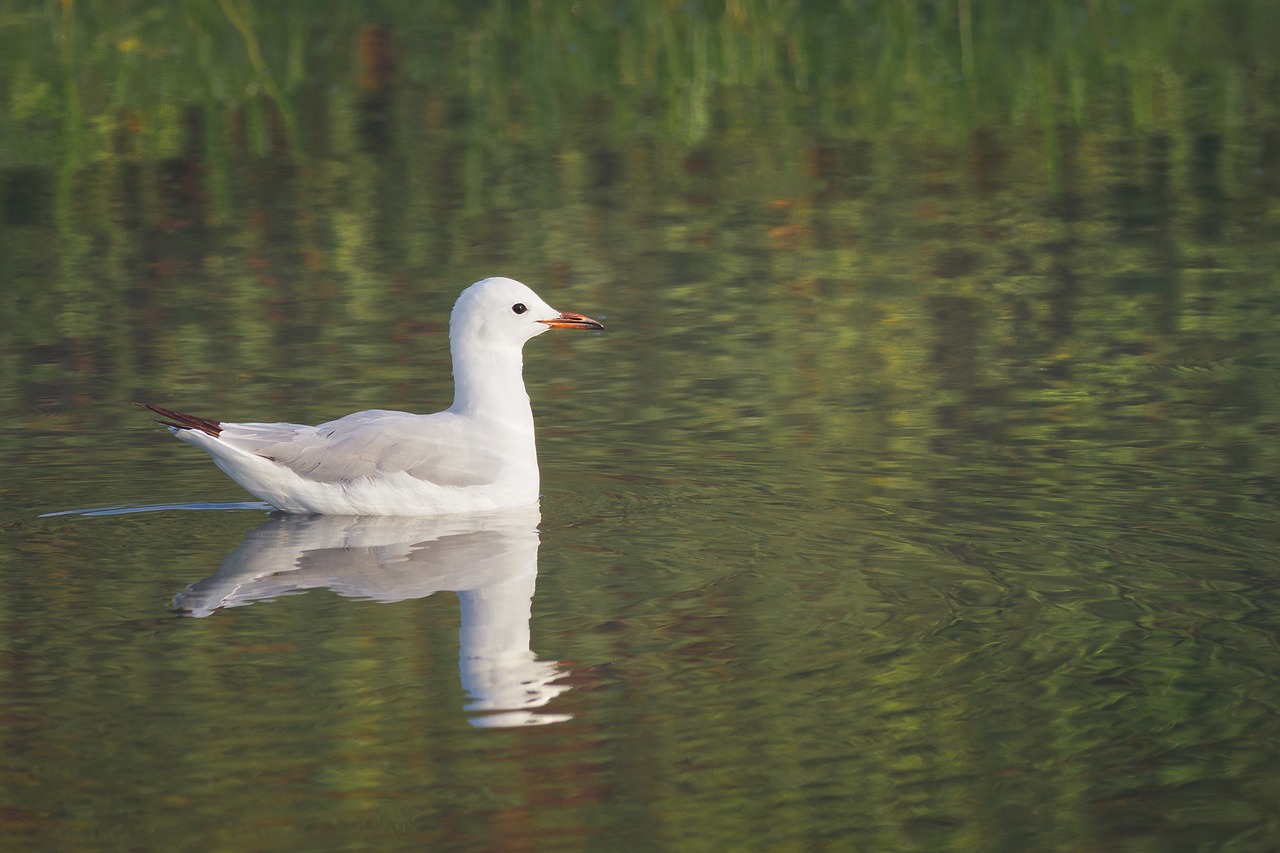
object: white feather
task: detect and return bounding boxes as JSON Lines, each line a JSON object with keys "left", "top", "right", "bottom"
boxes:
{"left": 146, "top": 277, "right": 602, "bottom": 515}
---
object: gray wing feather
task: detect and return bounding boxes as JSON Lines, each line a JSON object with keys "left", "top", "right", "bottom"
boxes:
{"left": 217, "top": 410, "right": 496, "bottom": 487}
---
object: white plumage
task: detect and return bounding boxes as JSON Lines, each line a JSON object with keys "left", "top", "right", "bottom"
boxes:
{"left": 139, "top": 277, "right": 603, "bottom": 515}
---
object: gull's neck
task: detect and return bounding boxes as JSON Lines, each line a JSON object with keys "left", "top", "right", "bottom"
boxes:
{"left": 448, "top": 338, "right": 534, "bottom": 433}
{"left": 447, "top": 334, "right": 541, "bottom": 502}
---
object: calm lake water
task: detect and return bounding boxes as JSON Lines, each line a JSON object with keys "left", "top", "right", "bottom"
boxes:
{"left": 5, "top": 2, "right": 1280, "bottom": 850}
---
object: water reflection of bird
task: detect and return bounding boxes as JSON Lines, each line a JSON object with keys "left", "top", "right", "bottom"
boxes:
{"left": 138, "top": 277, "right": 602, "bottom": 516}
{"left": 176, "top": 505, "right": 573, "bottom": 727}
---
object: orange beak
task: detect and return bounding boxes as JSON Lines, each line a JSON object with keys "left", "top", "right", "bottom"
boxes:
{"left": 538, "top": 312, "right": 604, "bottom": 331}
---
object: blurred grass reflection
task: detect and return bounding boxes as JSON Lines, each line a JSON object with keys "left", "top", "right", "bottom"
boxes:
{"left": 1, "top": 1, "right": 1278, "bottom": 510}
{"left": 0, "top": 1, "right": 1277, "bottom": 478}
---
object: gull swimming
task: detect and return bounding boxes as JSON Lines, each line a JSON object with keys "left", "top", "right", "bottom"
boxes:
{"left": 137, "top": 277, "right": 603, "bottom": 516}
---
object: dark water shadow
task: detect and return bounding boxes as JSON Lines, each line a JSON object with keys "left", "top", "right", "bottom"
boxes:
{"left": 39, "top": 501, "right": 276, "bottom": 518}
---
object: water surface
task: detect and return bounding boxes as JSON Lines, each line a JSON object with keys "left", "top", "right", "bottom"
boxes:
{"left": 4, "top": 2, "right": 1280, "bottom": 850}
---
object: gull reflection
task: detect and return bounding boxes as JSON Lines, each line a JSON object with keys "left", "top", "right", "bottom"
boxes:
{"left": 176, "top": 504, "right": 572, "bottom": 727}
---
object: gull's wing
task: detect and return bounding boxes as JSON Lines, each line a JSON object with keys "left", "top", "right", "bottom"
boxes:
{"left": 214, "top": 410, "right": 500, "bottom": 487}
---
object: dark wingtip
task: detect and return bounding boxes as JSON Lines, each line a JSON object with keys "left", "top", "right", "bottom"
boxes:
{"left": 135, "top": 403, "right": 222, "bottom": 437}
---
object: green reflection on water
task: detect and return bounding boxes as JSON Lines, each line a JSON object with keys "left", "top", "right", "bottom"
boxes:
{"left": 2, "top": 1, "right": 1280, "bottom": 850}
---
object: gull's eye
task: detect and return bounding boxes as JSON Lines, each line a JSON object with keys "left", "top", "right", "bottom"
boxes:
{"left": 512, "top": 303, "right": 528, "bottom": 315}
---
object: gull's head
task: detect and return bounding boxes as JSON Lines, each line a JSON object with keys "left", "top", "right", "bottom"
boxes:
{"left": 451, "top": 277, "right": 603, "bottom": 349}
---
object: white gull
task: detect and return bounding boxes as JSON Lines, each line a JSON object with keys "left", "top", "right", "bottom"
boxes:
{"left": 137, "top": 277, "right": 603, "bottom": 516}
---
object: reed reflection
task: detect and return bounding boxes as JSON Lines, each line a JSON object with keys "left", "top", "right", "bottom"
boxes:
{"left": 175, "top": 504, "right": 572, "bottom": 727}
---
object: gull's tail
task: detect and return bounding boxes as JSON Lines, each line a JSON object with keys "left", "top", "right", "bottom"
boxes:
{"left": 134, "top": 403, "right": 223, "bottom": 437}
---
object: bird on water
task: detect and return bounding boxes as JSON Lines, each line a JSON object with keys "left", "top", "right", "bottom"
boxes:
{"left": 137, "top": 277, "right": 603, "bottom": 516}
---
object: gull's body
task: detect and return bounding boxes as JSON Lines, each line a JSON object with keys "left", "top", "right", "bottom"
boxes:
{"left": 138, "top": 277, "right": 602, "bottom": 516}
